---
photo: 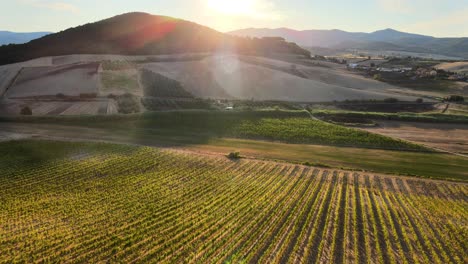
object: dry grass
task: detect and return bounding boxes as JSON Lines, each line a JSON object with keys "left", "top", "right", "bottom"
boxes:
{"left": 363, "top": 120, "right": 468, "bottom": 154}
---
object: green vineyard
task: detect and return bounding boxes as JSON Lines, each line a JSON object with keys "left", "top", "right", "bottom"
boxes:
{"left": 0, "top": 140, "right": 467, "bottom": 263}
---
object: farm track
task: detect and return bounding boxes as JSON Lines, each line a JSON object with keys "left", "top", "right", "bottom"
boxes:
{"left": 0, "top": 141, "right": 467, "bottom": 263}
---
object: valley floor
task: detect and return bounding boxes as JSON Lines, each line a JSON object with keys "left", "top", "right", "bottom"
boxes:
{"left": 1, "top": 122, "right": 467, "bottom": 181}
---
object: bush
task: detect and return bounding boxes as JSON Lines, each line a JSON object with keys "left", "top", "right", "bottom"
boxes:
{"left": 227, "top": 151, "right": 241, "bottom": 159}
{"left": 116, "top": 93, "right": 140, "bottom": 114}
{"left": 20, "top": 106, "right": 32, "bottom": 115}
{"left": 416, "top": 98, "right": 424, "bottom": 103}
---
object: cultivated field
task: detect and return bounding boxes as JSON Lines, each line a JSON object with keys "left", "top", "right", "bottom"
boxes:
{"left": 0, "top": 140, "right": 466, "bottom": 263}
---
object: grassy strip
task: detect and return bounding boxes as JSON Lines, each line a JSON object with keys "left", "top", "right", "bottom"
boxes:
{"left": 0, "top": 109, "right": 428, "bottom": 151}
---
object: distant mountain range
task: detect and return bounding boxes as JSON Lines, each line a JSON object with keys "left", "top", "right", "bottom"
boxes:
{"left": 229, "top": 28, "right": 468, "bottom": 59}
{"left": 0, "top": 13, "right": 310, "bottom": 66}
{"left": 0, "top": 31, "right": 52, "bottom": 45}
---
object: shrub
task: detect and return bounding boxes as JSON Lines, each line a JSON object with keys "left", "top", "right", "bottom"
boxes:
{"left": 227, "top": 152, "right": 241, "bottom": 159}
{"left": 20, "top": 106, "right": 32, "bottom": 115}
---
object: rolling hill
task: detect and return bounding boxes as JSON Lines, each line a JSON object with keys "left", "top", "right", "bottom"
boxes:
{"left": 0, "top": 31, "right": 51, "bottom": 45}
{"left": 230, "top": 28, "right": 468, "bottom": 59}
{"left": 0, "top": 13, "right": 310, "bottom": 66}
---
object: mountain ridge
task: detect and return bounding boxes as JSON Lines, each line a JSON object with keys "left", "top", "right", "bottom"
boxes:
{"left": 229, "top": 27, "right": 468, "bottom": 58}
{"left": 0, "top": 31, "right": 52, "bottom": 45}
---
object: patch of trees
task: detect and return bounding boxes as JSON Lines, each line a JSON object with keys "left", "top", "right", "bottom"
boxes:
{"left": 20, "top": 106, "right": 32, "bottom": 115}
{"left": 227, "top": 151, "right": 242, "bottom": 159}
{"left": 445, "top": 95, "right": 465, "bottom": 102}
{"left": 141, "top": 69, "right": 193, "bottom": 98}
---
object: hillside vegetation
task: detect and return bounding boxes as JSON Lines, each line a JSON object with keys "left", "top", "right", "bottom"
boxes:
{"left": 0, "top": 140, "right": 466, "bottom": 263}
{"left": 0, "top": 13, "right": 310, "bottom": 65}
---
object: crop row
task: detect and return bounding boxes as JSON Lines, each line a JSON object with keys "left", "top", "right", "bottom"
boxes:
{"left": 0, "top": 140, "right": 466, "bottom": 263}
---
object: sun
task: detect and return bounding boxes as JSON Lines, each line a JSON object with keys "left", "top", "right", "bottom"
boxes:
{"left": 206, "top": 0, "right": 255, "bottom": 16}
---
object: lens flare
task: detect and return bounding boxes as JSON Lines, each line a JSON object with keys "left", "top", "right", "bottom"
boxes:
{"left": 206, "top": 0, "right": 254, "bottom": 16}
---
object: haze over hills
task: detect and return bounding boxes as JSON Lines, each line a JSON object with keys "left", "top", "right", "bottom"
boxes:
{"left": 0, "top": 12, "right": 310, "bottom": 66}
{"left": 0, "top": 31, "right": 52, "bottom": 45}
{"left": 229, "top": 28, "right": 468, "bottom": 59}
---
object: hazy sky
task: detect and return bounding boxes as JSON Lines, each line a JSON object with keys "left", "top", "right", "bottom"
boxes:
{"left": 2, "top": 0, "right": 468, "bottom": 37}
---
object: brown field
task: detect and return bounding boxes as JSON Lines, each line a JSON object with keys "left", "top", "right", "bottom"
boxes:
{"left": 4, "top": 63, "right": 101, "bottom": 98}
{"left": 142, "top": 55, "right": 416, "bottom": 101}
{"left": 363, "top": 121, "right": 468, "bottom": 154}
{"left": 0, "top": 99, "right": 112, "bottom": 116}
{"left": 436, "top": 61, "right": 468, "bottom": 74}
{"left": 0, "top": 66, "right": 22, "bottom": 96}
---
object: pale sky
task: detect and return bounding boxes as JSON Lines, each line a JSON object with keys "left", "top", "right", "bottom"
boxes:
{"left": 1, "top": 0, "right": 468, "bottom": 37}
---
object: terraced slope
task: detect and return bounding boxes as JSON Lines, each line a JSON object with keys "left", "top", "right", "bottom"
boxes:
{"left": 0, "top": 140, "right": 466, "bottom": 263}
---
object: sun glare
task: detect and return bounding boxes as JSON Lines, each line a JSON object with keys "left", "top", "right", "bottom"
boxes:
{"left": 206, "top": 0, "right": 254, "bottom": 16}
